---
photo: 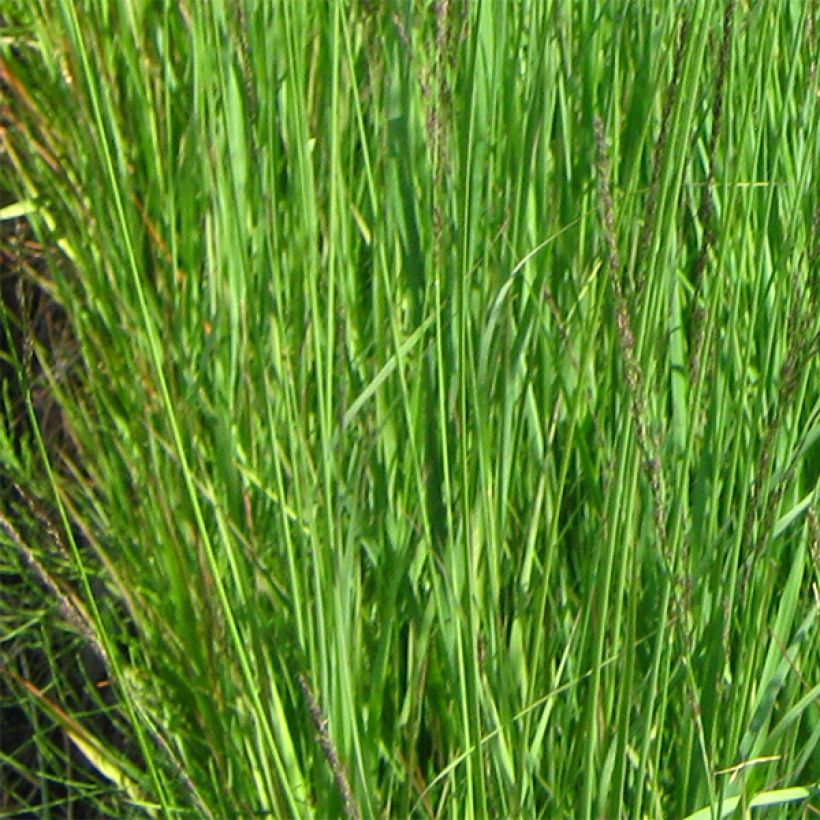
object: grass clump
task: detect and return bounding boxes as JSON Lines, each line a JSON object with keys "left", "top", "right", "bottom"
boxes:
{"left": 0, "top": 1, "right": 817, "bottom": 817}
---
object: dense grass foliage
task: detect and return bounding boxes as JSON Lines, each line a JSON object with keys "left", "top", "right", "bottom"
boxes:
{"left": 1, "top": 1, "right": 818, "bottom": 816}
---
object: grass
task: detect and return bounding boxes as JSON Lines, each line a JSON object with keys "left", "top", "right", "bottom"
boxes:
{"left": 0, "top": 0, "right": 818, "bottom": 816}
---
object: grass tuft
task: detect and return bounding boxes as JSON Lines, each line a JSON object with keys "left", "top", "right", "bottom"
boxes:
{"left": 1, "top": 2, "right": 817, "bottom": 817}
